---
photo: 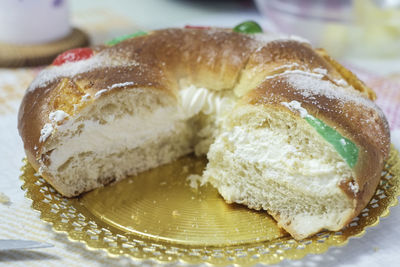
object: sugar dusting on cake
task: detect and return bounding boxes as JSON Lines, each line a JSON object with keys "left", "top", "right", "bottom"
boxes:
{"left": 49, "top": 110, "right": 69, "bottom": 124}
{"left": 94, "top": 89, "right": 108, "bottom": 99}
{"left": 275, "top": 71, "right": 389, "bottom": 155}
{"left": 274, "top": 71, "right": 386, "bottom": 120}
{"left": 81, "top": 93, "right": 91, "bottom": 102}
{"left": 281, "top": 100, "right": 309, "bottom": 118}
{"left": 313, "top": 68, "right": 328, "bottom": 75}
{"left": 266, "top": 69, "right": 324, "bottom": 82}
{"left": 251, "top": 33, "right": 311, "bottom": 47}
{"left": 349, "top": 181, "right": 359, "bottom": 195}
{"left": 39, "top": 123, "right": 53, "bottom": 143}
{"left": 109, "top": 81, "right": 135, "bottom": 90}
{"left": 28, "top": 52, "right": 138, "bottom": 92}
{"left": 39, "top": 110, "right": 70, "bottom": 143}
{"left": 94, "top": 82, "right": 136, "bottom": 99}
{"left": 340, "top": 138, "right": 347, "bottom": 146}
{"left": 272, "top": 63, "right": 300, "bottom": 72}
{"left": 335, "top": 79, "right": 349, "bottom": 87}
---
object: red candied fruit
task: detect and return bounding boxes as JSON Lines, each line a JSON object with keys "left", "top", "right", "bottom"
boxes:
{"left": 52, "top": 47, "right": 94, "bottom": 66}
{"left": 184, "top": 25, "right": 211, "bottom": 30}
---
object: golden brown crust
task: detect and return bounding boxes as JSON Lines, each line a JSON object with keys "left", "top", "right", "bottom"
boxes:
{"left": 245, "top": 41, "right": 341, "bottom": 78}
{"left": 18, "top": 29, "right": 260, "bottom": 163}
{"left": 18, "top": 28, "right": 390, "bottom": 233}
{"left": 315, "top": 48, "right": 376, "bottom": 100}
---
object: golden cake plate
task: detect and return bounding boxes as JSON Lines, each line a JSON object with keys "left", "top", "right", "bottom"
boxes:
{"left": 21, "top": 146, "right": 400, "bottom": 266}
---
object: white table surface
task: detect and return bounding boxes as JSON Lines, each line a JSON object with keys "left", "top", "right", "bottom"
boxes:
{"left": 0, "top": 1, "right": 399, "bottom": 266}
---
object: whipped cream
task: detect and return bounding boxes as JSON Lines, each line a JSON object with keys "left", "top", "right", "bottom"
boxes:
{"left": 179, "top": 85, "right": 235, "bottom": 118}
{"left": 48, "top": 106, "right": 183, "bottom": 172}
{"left": 215, "top": 125, "right": 350, "bottom": 195}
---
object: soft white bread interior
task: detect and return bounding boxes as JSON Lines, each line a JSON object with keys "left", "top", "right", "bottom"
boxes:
{"left": 41, "top": 88, "right": 193, "bottom": 196}
{"left": 203, "top": 104, "right": 354, "bottom": 239}
{"left": 39, "top": 85, "right": 235, "bottom": 197}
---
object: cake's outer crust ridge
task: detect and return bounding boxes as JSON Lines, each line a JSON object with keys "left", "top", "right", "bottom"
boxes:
{"left": 17, "top": 28, "right": 390, "bottom": 239}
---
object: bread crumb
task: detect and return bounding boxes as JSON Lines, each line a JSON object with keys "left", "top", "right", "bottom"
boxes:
{"left": 0, "top": 192, "right": 10, "bottom": 204}
{"left": 172, "top": 210, "right": 180, "bottom": 217}
{"left": 49, "top": 110, "right": 69, "bottom": 124}
{"left": 349, "top": 181, "right": 359, "bottom": 194}
{"left": 187, "top": 174, "right": 202, "bottom": 189}
{"left": 39, "top": 123, "right": 53, "bottom": 143}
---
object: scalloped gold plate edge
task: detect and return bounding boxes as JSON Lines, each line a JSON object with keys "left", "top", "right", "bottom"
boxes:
{"left": 20, "top": 145, "right": 400, "bottom": 266}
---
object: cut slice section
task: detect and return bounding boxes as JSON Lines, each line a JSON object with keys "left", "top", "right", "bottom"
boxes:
{"left": 203, "top": 105, "right": 355, "bottom": 239}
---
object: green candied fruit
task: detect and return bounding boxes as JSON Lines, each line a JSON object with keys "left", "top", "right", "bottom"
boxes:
{"left": 233, "top": 21, "right": 263, "bottom": 34}
{"left": 106, "top": 31, "right": 147, "bottom": 45}
{"left": 305, "top": 115, "right": 359, "bottom": 169}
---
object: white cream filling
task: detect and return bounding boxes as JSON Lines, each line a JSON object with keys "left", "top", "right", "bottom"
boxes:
{"left": 48, "top": 106, "right": 184, "bottom": 172}
{"left": 179, "top": 85, "right": 235, "bottom": 119}
{"left": 218, "top": 126, "right": 350, "bottom": 195}
{"left": 44, "top": 85, "right": 236, "bottom": 173}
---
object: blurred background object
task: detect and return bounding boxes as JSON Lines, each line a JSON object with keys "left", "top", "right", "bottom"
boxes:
{"left": 0, "top": 0, "right": 89, "bottom": 67}
{"left": 255, "top": 0, "right": 400, "bottom": 59}
{"left": 0, "top": 0, "right": 70, "bottom": 44}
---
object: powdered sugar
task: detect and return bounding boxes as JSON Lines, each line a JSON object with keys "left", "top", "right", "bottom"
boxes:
{"left": 278, "top": 72, "right": 383, "bottom": 117}
{"left": 109, "top": 81, "right": 135, "bottom": 90}
{"left": 313, "top": 68, "right": 327, "bottom": 75}
{"left": 39, "top": 110, "right": 69, "bottom": 143}
{"left": 39, "top": 123, "right": 53, "bottom": 143}
{"left": 29, "top": 56, "right": 104, "bottom": 91}
{"left": 49, "top": 110, "right": 69, "bottom": 123}
{"left": 252, "top": 33, "right": 311, "bottom": 46}
{"left": 250, "top": 33, "right": 311, "bottom": 53}
{"left": 349, "top": 181, "right": 359, "bottom": 194}
{"left": 94, "top": 82, "right": 136, "bottom": 99}
{"left": 94, "top": 89, "right": 108, "bottom": 99}
{"left": 281, "top": 100, "right": 309, "bottom": 118}
{"left": 28, "top": 52, "right": 138, "bottom": 92}
{"left": 266, "top": 69, "right": 324, "bottom": 81}
{"left": 285, "top": 34, "right": 311, "bottom": 44}
{"left": 81, "top": 93, "right": 91, "bottom": 102}
{"left": 335, "top": 79, "right": 348, "bottom": 87}
{"left": 272, "top": 63, "right": 300, "bottom": 72}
